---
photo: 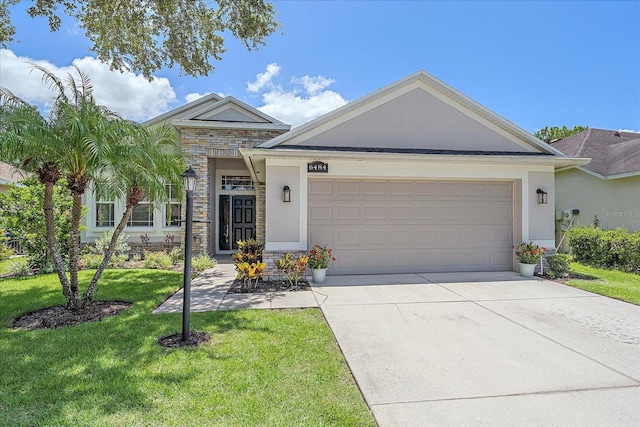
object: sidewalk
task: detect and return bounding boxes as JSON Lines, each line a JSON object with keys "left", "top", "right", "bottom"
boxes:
{"left": 152, "top": 262, "right": 319, "bottom": 314}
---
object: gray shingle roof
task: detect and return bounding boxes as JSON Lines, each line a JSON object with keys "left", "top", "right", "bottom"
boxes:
{"left": 551, "top": 129, "right": 640, "bottom": 178}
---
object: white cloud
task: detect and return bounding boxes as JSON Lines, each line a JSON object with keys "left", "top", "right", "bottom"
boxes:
{"left": 249, "top": 64, "right": 348, "bottom": 127}
{"left": 617, "top": 128, "right": 640, "bottom": 133}
{"left": 185, "top": 92, "right": 211, "bottom": 103}
{"left": 290, "top": 75, "right": 335, "bottom": 95}
{"left": 0, "top": 49, "right": 176, "bottom": 122}
{"left": 246, "top": 63, "right": 280, "bottom": 92}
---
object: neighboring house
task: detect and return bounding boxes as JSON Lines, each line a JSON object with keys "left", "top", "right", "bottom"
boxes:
{"left": 84, "top": 71, "right": 588, "bottom": 275}
{"left": 0, "top": 161, "right": 24, "bottom": 194}
{"left": 552, "top": 129, "right": 640, "bottom": 246}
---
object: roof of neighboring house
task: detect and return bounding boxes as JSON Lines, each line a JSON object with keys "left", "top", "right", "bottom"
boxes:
{"left": 552, "top": 129, "right": 640, "bottom": 179}
{"left": 0, "top": 162, "right": 25, "bottom": 186}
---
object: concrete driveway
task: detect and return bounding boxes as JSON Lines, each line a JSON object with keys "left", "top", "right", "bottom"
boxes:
{"left": 312, "top": 272, "right": 640, "bottom": 426}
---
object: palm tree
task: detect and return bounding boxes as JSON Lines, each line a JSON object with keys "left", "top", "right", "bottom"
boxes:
{"left": 31, "top": 65, "right": 133, "bottom": 308}
{"left": 84, "top": 123, "right": 185, "bottom": 300}
{"left": 1, "top": 65, "right": 144, "bottom": 309}
{"left": 0, "top": 89, "right": 72, "bottom": 299}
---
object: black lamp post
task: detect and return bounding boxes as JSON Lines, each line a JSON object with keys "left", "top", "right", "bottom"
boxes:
{"left": 182, "top": 166, "right": 197, "bottom": 341}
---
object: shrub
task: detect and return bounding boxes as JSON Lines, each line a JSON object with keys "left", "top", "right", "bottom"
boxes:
{"left": 191, "top": 254, "right": 217, "bottom": 278}
{"left": 567, "top": 226, "right": 640, "bottom": 273}
{"left": 85, "top": 230, "right": 130, "bottom": 257}
{"left": 79, "top": 253, "right": 104, "bottom": 270}
{"left": 6, "top": 257, "right": 30, "bottom": 277}
{"left": 0, "top": 244, "right": 14, "bottom": 261}
{"left": 546, "top": 254, "right": 571, "bottom": 278}
{"left": 232, "top": 238, "right": 263, "bottom": 265}
{"left": 0, "top": 177, "right": 74, "bottom": 270}
{"left": 143, "top": 251, "right": 173, "bottom": 269}
{"left": 275, "top": 253, "right": 309, "bottom": 287}
{"left": 233, "top": 238, "right": 265, "bottom": 289}
{"left": 169, "top": 247, "right": 183, "bottom": 265}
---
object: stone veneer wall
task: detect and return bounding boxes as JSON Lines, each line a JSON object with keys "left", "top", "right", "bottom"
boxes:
{"left": 261, "top": 250, "right": 309, "bottom": 281}
{"left": 179, "top": 127, "right": 286, "bottom": 255}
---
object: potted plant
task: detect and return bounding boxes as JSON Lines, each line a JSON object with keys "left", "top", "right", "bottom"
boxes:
{"left": 308, "top": 245, "right": 335, "bottom": 284}
{"left": 513, "top": 241, "right": 546, "bottom": 277}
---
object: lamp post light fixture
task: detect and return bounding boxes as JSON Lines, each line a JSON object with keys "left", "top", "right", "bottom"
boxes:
{"left": 536, "top": 188, "right": 548, "bottom": 205}
{"left": 282, "top": 185, "right": 291, "bottom": 202}
{"left": 181, "top": 166, "right": 197, "bottom": 341}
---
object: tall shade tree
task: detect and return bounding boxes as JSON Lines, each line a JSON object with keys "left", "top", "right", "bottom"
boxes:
{"left": 0, "top": 90, "right": 71, "bottom": 296}
{"left": 534, "top": 125, "right": 588, "bottom": 143}
{"left": 84, "top": 123, "right": 185, "bottom": 300}
{"left": 1, "top": 0, "right": 279, "bottom": 79}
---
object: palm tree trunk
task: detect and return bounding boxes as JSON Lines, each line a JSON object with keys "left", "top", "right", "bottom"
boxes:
{"left": 67, "top": 193, "right": 83, "bottom": 308}
{"left": 43, "top": 181, "right": 72, "bottom": 301}
{"left": 84, "top": 205, "right": 133, "bottom": 301}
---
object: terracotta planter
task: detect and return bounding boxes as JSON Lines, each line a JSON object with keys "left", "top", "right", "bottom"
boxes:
{"left": 311, "top": 268, "right": 328, "bottom": 284}
{"left": 519, "top": 262, "right": 536, "bottom": 278}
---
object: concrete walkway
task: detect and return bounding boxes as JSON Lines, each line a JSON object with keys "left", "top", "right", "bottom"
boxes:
{"left": 152, "top": 262, "right": 319, "bottom": 313}
{"left": 153, "top": 267, "right": 640, "bottom": 426}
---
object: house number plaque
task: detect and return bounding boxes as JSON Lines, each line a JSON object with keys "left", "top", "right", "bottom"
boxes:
{"left": 308, "top": 161, "right": 328, "bottom": 173}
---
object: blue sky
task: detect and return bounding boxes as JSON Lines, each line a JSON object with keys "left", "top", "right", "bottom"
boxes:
{"left": 1, "top": 1, "right": 638, "bottom": 132}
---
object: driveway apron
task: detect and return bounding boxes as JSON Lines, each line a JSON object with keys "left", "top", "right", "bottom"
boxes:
{"left": 313, "top": 272, "right": 640, "bottom": 426}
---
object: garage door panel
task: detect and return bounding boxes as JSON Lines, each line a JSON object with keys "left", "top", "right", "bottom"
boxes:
{"left": 364, "top": 230, "right": 386, "bottom": 245}
{"left": 308, "top": 205, "right": 333, "bottom": 222}
{"left": 336, "top": 205, "right": 360, "bottom": 220}
{"left": 308, "top": 179, "right": 513, "bottom": 274}
{"left": 364, "top": 205, "right": 386, "bottom": 220}
{"left": 390, "top": 205, "right": 414, "bottom": 220}
{"left": 363, "top": 181, "right": 386, "bottom": 196}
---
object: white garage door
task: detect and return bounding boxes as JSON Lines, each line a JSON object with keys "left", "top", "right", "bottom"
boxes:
{"left": 308, "top": 179, "right": 513, "bottom": 274}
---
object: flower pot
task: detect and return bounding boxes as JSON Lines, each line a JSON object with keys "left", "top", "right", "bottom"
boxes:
{"left": 519, "top": 262, "right": 536, "bottom": 278}
{"left": 311, "top": 268, "right": 328, "bottom": 284}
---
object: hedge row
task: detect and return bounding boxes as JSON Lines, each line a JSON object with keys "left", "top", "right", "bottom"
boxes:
{"left": 566, "top": 226, "right": 640, "bottom": 273}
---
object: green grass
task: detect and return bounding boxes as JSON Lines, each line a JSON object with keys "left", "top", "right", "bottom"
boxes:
{"left": 565, "top": 263, "right": 640, "bottom": 305}
{"left": 0, "top": 270, "right": 375, "bottom": 426}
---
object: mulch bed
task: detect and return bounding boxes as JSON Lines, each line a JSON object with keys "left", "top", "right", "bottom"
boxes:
{"left": 158, "top": 331, "right": 211, "bottom": 348}
{"left": 543, "top": 272, "right": 597, "bottom": 285}
{"left": 12, "top": 301, "right": 132, "bottom": 330}
{"left": 226, "top": 278, "right": 310, "bottom": 294}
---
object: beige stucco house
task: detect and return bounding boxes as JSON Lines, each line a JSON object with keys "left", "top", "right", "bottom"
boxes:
{"left": 0, "top": 161, "right": 23, "bottom": 194}
{"left": 83, "top": 71, "right": 588, "bottom": 275}
{"left": 552, "top": 129, "right": 640, "bottom": 247}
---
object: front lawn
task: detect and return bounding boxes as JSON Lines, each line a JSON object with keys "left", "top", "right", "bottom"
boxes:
{"left": 0, "top": 270, "right": 375, "bottom": 426}
{"left": 565, "top": 263, "right": 640, "bottom": 305}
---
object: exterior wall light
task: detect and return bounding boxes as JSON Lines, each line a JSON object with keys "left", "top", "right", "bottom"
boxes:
{"left": 283, "top": 185, "right": 291, "bottom": 202}
{"left": 536, "top": 188, "right": 548, "bottom": 205}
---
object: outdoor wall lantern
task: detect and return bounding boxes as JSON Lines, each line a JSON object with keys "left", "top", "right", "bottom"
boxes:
{"left": 283, "top": 185, "right": 291, "bottom": 203}
{"left": 536, "top": 188, "right": 548, "bottom": 205}
{"left": 181, "top": 166, "right": 197, "bottom": 341}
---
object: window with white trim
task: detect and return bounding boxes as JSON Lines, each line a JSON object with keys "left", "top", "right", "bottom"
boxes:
{"left": 221, "top": 175, "right": 255, "bottom": 191}
{"left": 165, "top": 183, "right": 181, "bottom": 227}
{"left": 95, "top": 199, "right": 115, "bottom": 227}
{"left": 128, "top": 197, "right": 154, "bottom": 227}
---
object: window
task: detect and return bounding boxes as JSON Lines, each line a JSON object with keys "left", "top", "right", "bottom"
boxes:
{"left": 128, "top": 197, "right": 154, "bottom": 227}
{"left": 95, "top": 200, "right": 115, "bottom": 227}
{"left": 165, "top": 183, "right": 181, "bottom": 227}
{"left": 221, "top": 175, "right": 255, "bottom": 191}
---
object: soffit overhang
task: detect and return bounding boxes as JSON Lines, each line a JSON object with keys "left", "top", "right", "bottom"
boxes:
{"left": 241, "top": 147, "right": 590, "bottom": 183}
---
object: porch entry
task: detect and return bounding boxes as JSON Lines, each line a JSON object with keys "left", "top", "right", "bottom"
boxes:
{"left": 218, "top": 195, "right": 256, "bottom": 251}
